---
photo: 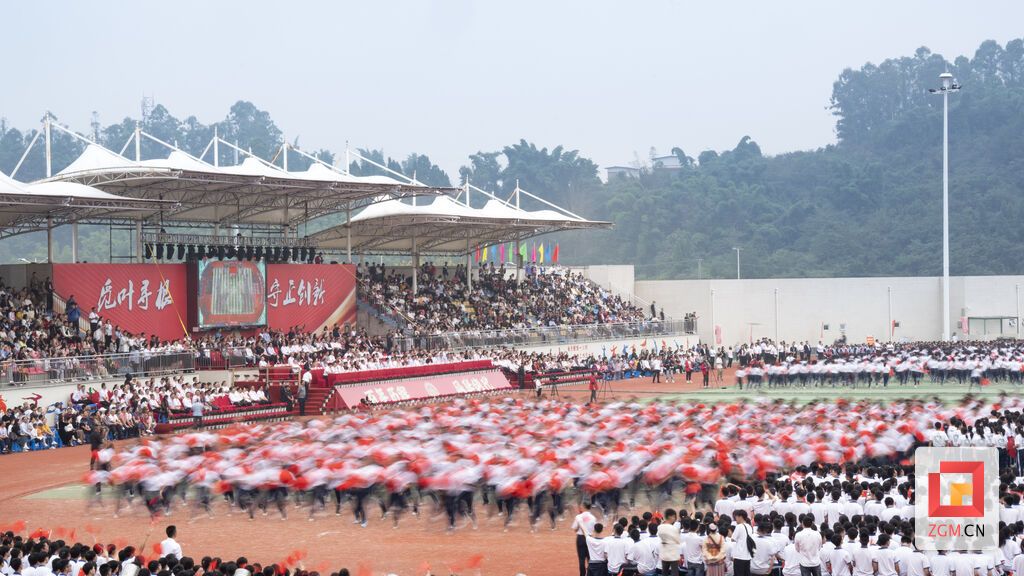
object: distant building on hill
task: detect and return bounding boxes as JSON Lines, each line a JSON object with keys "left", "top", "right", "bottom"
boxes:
{"left": 605, "top": 165, "right": 640, "bottom": 179}
{"left": 651, "top": 155, "right": 685, "bottom": 171}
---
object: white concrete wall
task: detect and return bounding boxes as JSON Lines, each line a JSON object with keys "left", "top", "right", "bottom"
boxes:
{"left": 572, "top": 265, "right": 637, "bottom": 300}
{"left": 635, "top": 275, "right": 1024, "bottom": 347}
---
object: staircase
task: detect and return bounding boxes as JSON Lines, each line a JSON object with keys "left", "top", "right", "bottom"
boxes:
{"left": 306, "top": 386, "right": 334, "bottom": 415}
{"left": 357, "top": 300, "right": 404, "bottom": 336}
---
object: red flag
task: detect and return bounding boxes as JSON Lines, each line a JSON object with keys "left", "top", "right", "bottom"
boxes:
{"left": 552, "top": 243, "right": 559, "bottom": 264}
{"left": 11, "top": 520, "right": 26, "bottom": 533}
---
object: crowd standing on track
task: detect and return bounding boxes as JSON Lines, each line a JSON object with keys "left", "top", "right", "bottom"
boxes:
{"left": 0, "top": 524, "right": 367, "bottom": 576}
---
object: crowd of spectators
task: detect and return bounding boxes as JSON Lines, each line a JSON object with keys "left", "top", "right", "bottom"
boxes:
{"left": 0, "top": 527, "right": 363, "bottom": 576}
{"left": 358, "top": 262, "right": 647, "bottom": 333}
{"left": 0, "top": 374, "right": 271, "bottom": 454}
{"left": 1, "top": 274, "right": 191, "bottom": 386}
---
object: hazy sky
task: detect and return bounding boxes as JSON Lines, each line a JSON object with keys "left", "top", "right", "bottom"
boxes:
{"left": 6, "top": 1, "right": 1023, "bottom": 180}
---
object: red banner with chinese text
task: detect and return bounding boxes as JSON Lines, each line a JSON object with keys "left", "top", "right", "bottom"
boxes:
{"left": 265, "top": 264, "right": 357, "bottom": 333}
{"left": 51, "top": 264, "right": 189, "bottom": 341}
{"left": 332, "top": 369, "right": 512, "bottom": 409}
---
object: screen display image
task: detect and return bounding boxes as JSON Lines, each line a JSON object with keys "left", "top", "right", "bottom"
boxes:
{"left": 197, "top": 260, "right": 267, "bottom": 328}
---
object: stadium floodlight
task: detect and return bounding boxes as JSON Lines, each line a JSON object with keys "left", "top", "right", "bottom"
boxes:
{"left": 929, "top": 72, "right": 960, "bottom": 341}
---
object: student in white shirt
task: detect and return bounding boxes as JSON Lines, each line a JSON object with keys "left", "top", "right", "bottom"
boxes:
{"left": 850, "top": 533, "right": 876, "bottom": 576}
{"left": 606, "top": 524, "right": 631, "bottom": 576}
{"left": 782, "top": 543, "right": 804, "bottom": 576}
{"left": 572, "top": 503, "right": 597, "bottom": 576}
{"left": 949, "top": 551, "right": 979, "bottom": 576}
{"left": 683, "top": 519, "right": 707, "bottom": 576}
{"left": 626, "top": 525, "right": 660, "bottom": 576}
{"left": 659, "top": 509, "right": 683, "bottom": 576}
{"left": 892, "top": 535, "right": 916, "bottom": 576}
{"left": 827, "top": 535, "right": 853, "bottom": 576}
{"left": 873, "top": 535, "right": 900, "bottom": 576}
{"left": 795, "top": 516, "right": 824, "bottom": 576}
{"left": 159, "top": 525, "right": 183, "bottom": 560}
{"left": 586, "top": 523, "right": 609, "bottom": 576}
{"left": 751, "top": 522, "right": 783, "bottom": 576}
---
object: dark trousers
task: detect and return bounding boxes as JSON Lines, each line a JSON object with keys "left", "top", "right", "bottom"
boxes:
{"left": 661, "top": 560, "right": 680, "bottom": 576}
{"left": 588, "top": 561, "right": 609, "bottom": 576}
{"left": 298, "top": 397, "right": 307, "bottom": 416}
{"left": 799, "top": 566, "right": 821, "bottom": 576}
{"left": 576, "top": 534, "right": 589, "bottom": 576}
{"left": 734, "top": 559, "right": 751, "bottom": 576}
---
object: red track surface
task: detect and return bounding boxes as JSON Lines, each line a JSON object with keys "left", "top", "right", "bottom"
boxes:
{"left": 0, "top": 372, "right": 734, "bottom": 575}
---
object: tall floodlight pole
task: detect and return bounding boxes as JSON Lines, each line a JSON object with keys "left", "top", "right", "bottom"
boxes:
{"left": 733, "top": 247, "right": 742, "bottom": 280}
{"left": 929, "top": 72, "right": 960, "bottom": 341}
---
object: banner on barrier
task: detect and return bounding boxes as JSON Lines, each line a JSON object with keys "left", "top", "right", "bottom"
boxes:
{"left": 52, "top": 263, "right": 189, "bottom": 342}
{"left": 266, "top": 264, "right": 357, "bottom": 332}
{"left": 333, "top": 369, "right": 512, "bottom": 408}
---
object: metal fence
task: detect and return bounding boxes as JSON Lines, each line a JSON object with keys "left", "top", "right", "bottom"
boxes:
{"left": 2, "top": 350, "right": 196, "bottom": 388}
{"left": 395, "top": 317, "right": 697, "bottom": 352}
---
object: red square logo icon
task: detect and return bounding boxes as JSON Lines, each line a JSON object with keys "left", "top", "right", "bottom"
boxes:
{"left": 927, "top": 460, "right": 985, "bottom": 518}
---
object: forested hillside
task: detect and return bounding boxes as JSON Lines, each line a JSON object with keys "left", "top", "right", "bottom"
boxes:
{"left": 1, "top": 39, "right": 1022, "bottom": 278}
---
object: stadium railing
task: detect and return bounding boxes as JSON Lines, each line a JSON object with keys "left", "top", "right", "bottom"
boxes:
{"left": 393, "top": 317, "right": 697, "bottom": 352}
{"left": 1, "top": 350, "right": 196, "bottom": 388}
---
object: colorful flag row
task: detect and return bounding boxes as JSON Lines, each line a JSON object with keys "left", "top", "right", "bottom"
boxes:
{"left": 475, "top": 241, "right": 560, "bottom": 264}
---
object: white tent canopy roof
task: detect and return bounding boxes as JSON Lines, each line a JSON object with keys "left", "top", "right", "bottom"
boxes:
{"left": 44, "top": 144, "right": 447, "bottom": 228}
{"left": 312, "top": 194, "right": 608, "bottom": 254}
{"left": 0, "top": 171, "right": 164, "bottom": 234}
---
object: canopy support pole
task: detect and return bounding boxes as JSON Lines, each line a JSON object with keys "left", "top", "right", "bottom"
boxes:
{"left": 465, "top": 237, "right": 472, "bottom": 291}
{"left": 346, "top": 204, "right": 352, "bottom": 263}
{"left": 44, "top": 115, "right": 52, "bottom": 178}
{"left": 134, "top": 122, "right": 141, "bottom": 161}
{"left": 515, "top": 239, "right": 522, "bottom": 281}
{"left": 71, "top": 221, "right": 78, "bottom": 263}
{"left": 135, "top": 220, "right": 143, "bottom": 263}
{"left": 213, "top": 126, "right": 220, "bottom": 167}
{"left": 412, "top": 234, "right": 419, "bottom": 295}
{"left": 46, "top": 216, "right": 53, "bottom": 263}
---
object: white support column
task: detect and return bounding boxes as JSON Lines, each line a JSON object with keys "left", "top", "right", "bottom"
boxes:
{"left": 44, "top": 115, "right": 52, "bottom": 178}
{"left": 282, "top": 140, "right": 288, "bottom": 171}
{"left": 135, "top": 220, "right": 143, "bottom": 263}
{"left": 71, "top": 221, "right": 79, "bottom": 263}
{"left": 346, "top": 204, "right": 352, "bottom": 263}
{"left": 213, "top": 126, "right": 220, "bottom": 167}
{"left": 411, "top": 234, "right": 419, "bottom": 295}
{"left": 941, "top": 87, "right": 950, "bottom": 341}
{"left": 515, "top": 239, "right": 522, "bottom": 281}
{"left": 46, "top": 216, "right": 54, "bottom": 263}
{"left": 466, "top": 237, "right": 472, "bottom": 291}
{"left": 134, "top": 122, "right": 142, "bottom": 161}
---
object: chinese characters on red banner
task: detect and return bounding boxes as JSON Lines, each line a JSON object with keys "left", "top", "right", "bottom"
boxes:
{"left": 266, "top": 277, "right": 326, "bottom": 308}
{"left": 96, "top": 278, "right": 174, "bottom": 312}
